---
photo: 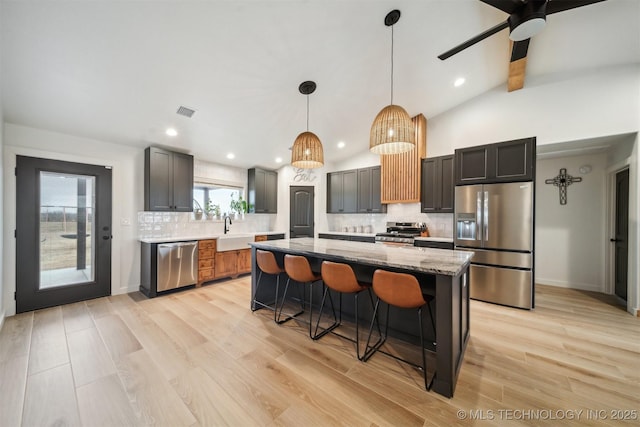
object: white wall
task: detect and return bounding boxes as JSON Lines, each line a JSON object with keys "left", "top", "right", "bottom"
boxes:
{"left": 535, "top": 153, "right": 608, "bottom": 291}
{"left": 0, "top": 0, "right": 5, "bottom": 328}
{"left": 427, "top": 65, "right": 639, "bottom": 154}
{"left": 2, "top": 124, "right": 143, "bottom": 316}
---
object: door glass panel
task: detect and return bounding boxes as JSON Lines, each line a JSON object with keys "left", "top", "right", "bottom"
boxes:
{"left": 39, "top": 172, "right": 95, "bottom": 289}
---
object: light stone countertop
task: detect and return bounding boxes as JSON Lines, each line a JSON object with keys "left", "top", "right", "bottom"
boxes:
{"left": 413, "top": 236, "right": 454, "bottom": 243}
{"left": 140, "top": 231, "right": 286, "bottom": 244}
{"left": 318, "top": 231, "right": 377, "bottom": 238}
{"left": 251, "top": 237, "right": 472, "bottom": 277}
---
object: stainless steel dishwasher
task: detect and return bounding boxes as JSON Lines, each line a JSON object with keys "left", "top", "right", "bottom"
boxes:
{"left": 157, "top": 241, "right": 198, "bottom": 292}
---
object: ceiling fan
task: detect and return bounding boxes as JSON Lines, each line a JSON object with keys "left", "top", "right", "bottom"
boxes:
{"left": 438, "top": 0, "right": 607, "bottom": 92}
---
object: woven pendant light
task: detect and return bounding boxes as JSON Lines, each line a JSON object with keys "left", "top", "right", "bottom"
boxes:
{"left": 370, "top": 10, "right": 415, "bottom": 155}
{"left": 291, "top": 81, "right": 324, "bottom": 169}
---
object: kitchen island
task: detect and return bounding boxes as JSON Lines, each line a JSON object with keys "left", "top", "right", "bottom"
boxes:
{"left": 249, "top": 238, "right": 472, "bottom": 398}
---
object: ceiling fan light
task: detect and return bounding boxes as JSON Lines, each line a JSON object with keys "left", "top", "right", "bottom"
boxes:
{"left": 370, "top": 104, "right": 415, "bottom": 155}
{"left": 291, "top": 131, "right": 324, "bottom": 169}
{"left": 509, "top": 16, "right": 546, "bottom": 41}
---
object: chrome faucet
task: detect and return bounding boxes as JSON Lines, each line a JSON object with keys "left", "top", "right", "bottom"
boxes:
{"left": 224, "top": 215, "right": 232, "bottom": 234}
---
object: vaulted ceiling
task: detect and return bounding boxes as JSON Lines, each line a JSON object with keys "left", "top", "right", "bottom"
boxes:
{"left": 2, "top": 0, "right": 638, "bottom": 169}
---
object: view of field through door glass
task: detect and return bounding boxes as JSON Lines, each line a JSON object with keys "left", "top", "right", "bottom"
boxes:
{"left": 39, "top": 171, "right": 96, "bottom": 288}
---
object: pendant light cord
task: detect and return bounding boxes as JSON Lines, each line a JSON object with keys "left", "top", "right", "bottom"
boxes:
{"left": 390, "top": 24, "right": 394, "bottom": 105}
{"left": 306, "top": 95, "right": 310, "bottom": 131}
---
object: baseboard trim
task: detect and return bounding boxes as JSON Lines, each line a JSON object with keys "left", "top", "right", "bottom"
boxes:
{"left": 535, "top": 278, "right": 603, "bottom": 293}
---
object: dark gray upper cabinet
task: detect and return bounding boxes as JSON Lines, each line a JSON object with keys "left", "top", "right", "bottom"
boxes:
{"left": 358, "top": 166, "right": 386, "bottom": 213}
{"left": 421, "top": 155, "right": 454, "bottom": 213}
{"left": 144, "top": 147, "right": 194, "bottom": 212}
{"left": 455, "top": 137, "right": 536, "bottom": 185}
{"left": 248, "top": 167, "right": 277, "bottom": 213}
{"left": 327, "top": 169, "right": 357, "bottom": 213}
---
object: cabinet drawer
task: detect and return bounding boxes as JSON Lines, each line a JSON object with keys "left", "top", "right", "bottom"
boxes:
{"left": 254, "top": 235, "right": 267, "bottom": 242}
{"left": 199, "top": 258, "right": 214, "bottom": 269}
{"left": 199, "top": 248, "right": 215, "bottom": 259}
{"left": 198, "top": 269, "right": 215, "bottom": 281}
{"left": 198, "top": 240, "right": 217, "bottom": 250}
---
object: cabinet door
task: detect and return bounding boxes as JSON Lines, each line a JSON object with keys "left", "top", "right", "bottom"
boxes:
{"left": 145, "top": 147, "right": 172, "bottom": 211}
{"left": 144, "top": 147, "right": 193, "bottom": 211}
{"left": 237, "top": 249, "right": 251, "bottom": 274}
{"left": 327, "top": 172, "right": 343, "bottom": 213}
{"left": 342, "top": 170, "right": 358, "bottom": 213}
{"left": 494, "top": 138, "right": 534, "bottom": 182}
{"left": 265, "top": 170, "right": 278, "bottom": 213}
{"left": 253, "top": 168, "right": 267, "bottom": 212}
{"left": 369, "top": 166, "right": 385, "bottom": 213}
{"left": 455, "top": 138, "right": 535, "bottom": 185}
{"left": 455, "top": 146, "right": 489, "bottom": 185}
{"left": 440, "top": 155, "right": 455, "bottom": 213}
{"left": 357, "top": 168, "right": 372, "bottom": 212}
{"left": 421, "top": 158, "right": 438, "bottom": 212}
{"left": 171, "top": 151, "right": 194, "bottom": 212}
{"left": 215, "top": 251, "right": 238, "bottom": 278}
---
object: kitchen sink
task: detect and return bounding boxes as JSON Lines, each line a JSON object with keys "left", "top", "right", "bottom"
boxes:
{"left": 217, "top": 233, "right": 254, "bottom": 252}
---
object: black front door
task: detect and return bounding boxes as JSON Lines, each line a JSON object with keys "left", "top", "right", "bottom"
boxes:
{"left": 290, "top": 186, "right": 314, "bottom": 238}
{"left": 613, "top": 168, "right": 629, "bottom": 301}
{"left": 16, "top": 156, "right": 113, "bottom": 313}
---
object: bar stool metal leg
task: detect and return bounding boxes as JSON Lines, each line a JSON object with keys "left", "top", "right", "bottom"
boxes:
{"left": 275, "top": 276, "right": 305, "bottom": 324}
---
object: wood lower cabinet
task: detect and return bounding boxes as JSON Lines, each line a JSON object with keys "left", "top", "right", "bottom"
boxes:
{"left": 215, "top": 248, "right": 251, "bottom": 279}
{"left": 237, "top": 249, "right": 251, "bottom": 274}
{"left": 197, "top": 240, "right": 216, "bottom": 286}
{"left": 215, "top": 251, "right": 238, "bottom": 278}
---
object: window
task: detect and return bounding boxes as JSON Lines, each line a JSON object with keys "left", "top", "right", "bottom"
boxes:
{"left": 193, "top": 183, "right": 244, "bottom": 217}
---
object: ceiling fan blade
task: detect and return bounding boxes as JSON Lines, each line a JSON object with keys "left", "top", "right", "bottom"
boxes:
{"left": 508, "top": 39, "right": 530, "bottom": 92}
{"left": 481, "top": 0, "right": 525, "bottom": 14}
{"left": 438, "top": 20, "right": 509, "bottom": 60}
{"left": 546, "top": 0, "right": 607, "bottom": 15}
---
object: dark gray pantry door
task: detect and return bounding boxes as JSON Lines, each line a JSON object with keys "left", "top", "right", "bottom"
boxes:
{"left": 16, "top": 156, "right": 113, "bottom": 313}
{"left": 289, "top": 186, "right": 314, "bottom": 238}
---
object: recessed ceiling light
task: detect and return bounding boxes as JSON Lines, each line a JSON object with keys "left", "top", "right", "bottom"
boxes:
{"left": 165, "top": 128, "right": 178, "bottom": 137}
{"left": 337, "top": 141, "right": 346, "bottom": 149}
{"left": 226, "top": 153, "right": 235, "bottom": 159}
{"left": 454, "top": 77, "right": 466, "bottom": 87}
{"left": 275, "top": 157, "right": 282, "bottom": 163}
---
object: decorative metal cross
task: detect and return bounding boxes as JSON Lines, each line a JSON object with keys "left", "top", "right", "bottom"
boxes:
{"left": 545, "top": 168, "right": 582, "bottom": 205}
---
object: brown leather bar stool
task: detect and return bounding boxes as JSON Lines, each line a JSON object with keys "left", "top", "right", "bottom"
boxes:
{"left": 364, "top": 269, "right": 436, "bottom": 391}
{"left": 318, "top": 261, "right": 382, "bottom": 360}
{"left": 281, "top": 254, "right": 338, "bottom": 339}
{"left": 252, "top": 250, "right": 287, "bottom": 321}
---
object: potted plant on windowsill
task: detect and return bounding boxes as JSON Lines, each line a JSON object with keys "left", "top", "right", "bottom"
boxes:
{"left": 193, "top": 199, "right": 204, "bottom": 220}
{"left": 205, "top": 201, "right": 221, "bottom": 220}
{"left": 229, "top": 193, "right": 247, "bottom": 220}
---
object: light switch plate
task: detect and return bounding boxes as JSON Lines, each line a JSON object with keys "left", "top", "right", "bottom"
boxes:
{"left": 120, "top": 218, "right": 131, "bottom": 226}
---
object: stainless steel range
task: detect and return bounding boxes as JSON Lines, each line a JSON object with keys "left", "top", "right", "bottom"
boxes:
{"left": 375, "top": 222, "right": 424, "bottom": 245}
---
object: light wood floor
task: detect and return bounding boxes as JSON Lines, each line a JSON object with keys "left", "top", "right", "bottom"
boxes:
{"left": 1, "top": 279, "right": 638, "bottom": 426}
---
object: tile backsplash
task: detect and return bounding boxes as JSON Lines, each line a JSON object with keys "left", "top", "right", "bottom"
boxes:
{"left": 326, "top": 203, "right": 453, "bottom": 238}
{"left": 138, "top": 212, "right": 275, "bottom": 239}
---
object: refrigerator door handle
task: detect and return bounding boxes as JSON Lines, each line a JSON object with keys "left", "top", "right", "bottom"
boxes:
{"left": 484, "top": 191, "right": 489, "bottom": 241}
{"left": 476, "top": 192, "right": 482, "bottom": 241}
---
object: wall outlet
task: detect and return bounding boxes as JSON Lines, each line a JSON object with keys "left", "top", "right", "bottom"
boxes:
{"left": 120, "top": 218, "right": 131, "bottom": 226}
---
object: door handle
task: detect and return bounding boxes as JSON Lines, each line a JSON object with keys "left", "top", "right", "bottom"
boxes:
{"left": 610, "top": 238, "right": 620, "bottom": 242}
{"left": 102, "top": 235, "right": 112, "bottom": 240}
{"left": 476, "top": 192, "right": 482, "bottom": 241}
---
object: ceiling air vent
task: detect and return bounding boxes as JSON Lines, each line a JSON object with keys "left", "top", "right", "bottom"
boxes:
{"left": 176, "top": 106, "right": 196, "bottom": 118}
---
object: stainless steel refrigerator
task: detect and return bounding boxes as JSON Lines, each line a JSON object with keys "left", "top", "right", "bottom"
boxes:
{"left": 455, "top": 182, "right": 534, "bottom": 309}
